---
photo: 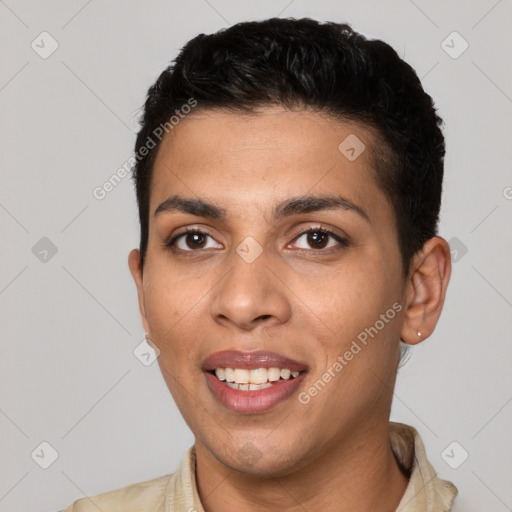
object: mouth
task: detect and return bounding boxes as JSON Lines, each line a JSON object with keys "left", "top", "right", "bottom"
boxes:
{"left": 202, "top": 350, "right": 308, "bottom": 413}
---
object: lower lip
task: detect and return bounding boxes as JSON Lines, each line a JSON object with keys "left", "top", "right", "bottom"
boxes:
{"left": 204, "top": 372, "right": 306, "bottom": 414}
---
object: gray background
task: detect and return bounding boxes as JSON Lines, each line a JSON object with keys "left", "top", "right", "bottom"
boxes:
{"left": 1, "top": 1, "right": 511, "bottom": 511}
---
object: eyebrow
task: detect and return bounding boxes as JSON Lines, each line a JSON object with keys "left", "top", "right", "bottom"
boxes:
{"left": 154, "top": 193, "right": 370, "bottom": 223}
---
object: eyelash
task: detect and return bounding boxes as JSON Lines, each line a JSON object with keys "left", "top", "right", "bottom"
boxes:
{"left": 166, "top": 226, "right": 349, "bottom": 254}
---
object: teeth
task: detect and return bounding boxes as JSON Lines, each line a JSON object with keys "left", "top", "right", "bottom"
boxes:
{"left": 225, "top": 381, "right": 273, "bottom": 391}
{"left": 233, "top": 369, "right": 249, "bottom": 384}
{"left": 268, "top": 367, "right": 281, "bottom": 381}
{"left": 249, "top": 368, "right": 268, "bottom": 384}
{"left": 212, "top": 367, "right": 302, "bottom": 386}
{"left": 249, "top": 383, "right": 269, "bottom": 391}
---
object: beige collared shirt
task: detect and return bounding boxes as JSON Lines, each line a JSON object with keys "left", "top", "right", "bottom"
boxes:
{"left": 61, "top": 422, "right": 458, "bottom": 511}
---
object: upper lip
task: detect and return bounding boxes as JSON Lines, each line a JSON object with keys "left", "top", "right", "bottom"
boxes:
{"left": 202, "top": 350, "right": 308, "bottom": 372}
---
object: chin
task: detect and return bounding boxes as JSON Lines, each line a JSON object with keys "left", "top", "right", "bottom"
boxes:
{"left": 206, "top": 436, "right": 309, "bottom": 478}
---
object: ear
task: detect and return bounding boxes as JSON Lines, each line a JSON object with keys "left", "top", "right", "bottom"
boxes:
{"left": 400, "top": 236, "right": 452, "bottom": 345}
{"left": 128, "top": 249, "right": 151, "bottom": 336}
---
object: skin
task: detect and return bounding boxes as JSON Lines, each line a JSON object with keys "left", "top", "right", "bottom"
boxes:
{"left": 128, "top": 106, "right": 451, "bottom": 512}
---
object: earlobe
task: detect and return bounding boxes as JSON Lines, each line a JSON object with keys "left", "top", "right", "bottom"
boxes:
{"left": 128, "top": 249, "right": 151, "bottom": 335}
{"left": 400, "top": 236, "right": 452, "bottom": 345}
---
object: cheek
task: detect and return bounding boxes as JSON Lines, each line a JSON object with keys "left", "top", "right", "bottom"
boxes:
{"left": 299, "top": 260, "right": 402, "bottom": 381}
{"left": 301, "top": 273, "right": 401, "bottom": 419}
{"left": 301, "top": 262, "right": 388, "bottom": 335}
{"left": 142, "top": 269, "right": 205, "bottom": 355}
{"left": 145, "top": 273, "right": 205, "bottom": 410}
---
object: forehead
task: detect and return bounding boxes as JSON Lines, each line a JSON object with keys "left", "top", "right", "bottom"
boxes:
{"left": 149, "top": 106, "right": 392, "bottom": 224}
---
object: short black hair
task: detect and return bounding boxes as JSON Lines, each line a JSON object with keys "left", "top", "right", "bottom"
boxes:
{"left": 132, "top": 17, "right": 445, "bottom": 276}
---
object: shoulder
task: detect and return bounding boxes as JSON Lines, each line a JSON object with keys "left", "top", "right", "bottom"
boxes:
{"left": 60, "top": 473, "right": 172, "bottom": 512}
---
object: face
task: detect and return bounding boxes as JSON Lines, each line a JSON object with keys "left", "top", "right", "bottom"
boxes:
{"left": 129, "top": 106, "right": 410, "bottom": 476}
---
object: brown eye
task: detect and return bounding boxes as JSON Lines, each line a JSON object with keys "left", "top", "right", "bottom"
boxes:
{"left": 306, "top": 231, "right": 329, "bottom": 249}
{"left": 292, "top": 227, "right": 348, "bottom": 252}
{"left": 185, "top": 232, "right": 207, "bottom": 249}
{"left": 167, "top": 229, "right": 223, "bottom": 252}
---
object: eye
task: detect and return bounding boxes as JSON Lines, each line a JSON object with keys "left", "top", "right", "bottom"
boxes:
{"left": 167, "top": 228, "right": 222, "bottom": 252}
{"left": 166, "top": 226, "right": 348, "bottom": 254}
{"left": 290, "top": 227, "right": 348, "bottom": 252}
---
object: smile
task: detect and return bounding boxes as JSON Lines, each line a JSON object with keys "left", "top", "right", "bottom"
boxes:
{"left": 202, "top": 350, "right": 308, "bottom": 413}
{"left": 212, "top": 367, "right": 301, "bottom": 391}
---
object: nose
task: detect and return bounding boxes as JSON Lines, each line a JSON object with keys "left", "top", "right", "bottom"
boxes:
{"left": 210, "top": 247, "right": 291, "bottom": 331}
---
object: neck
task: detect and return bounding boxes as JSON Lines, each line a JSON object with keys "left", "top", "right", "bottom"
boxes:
{"left": 195, "top": 422, "right": 409, "bottom": 512}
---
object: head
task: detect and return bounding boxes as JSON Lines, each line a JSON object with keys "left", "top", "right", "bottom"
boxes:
{"left": 128, "top": 18, "right": 451, "bottom": 476}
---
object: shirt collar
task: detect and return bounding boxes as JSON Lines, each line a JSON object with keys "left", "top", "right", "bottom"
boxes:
{"left": 391, "top": 422, "right": 458, "bottom": 511}
{"left": 165, "top": 421, "right": 458, "bottom": 512}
